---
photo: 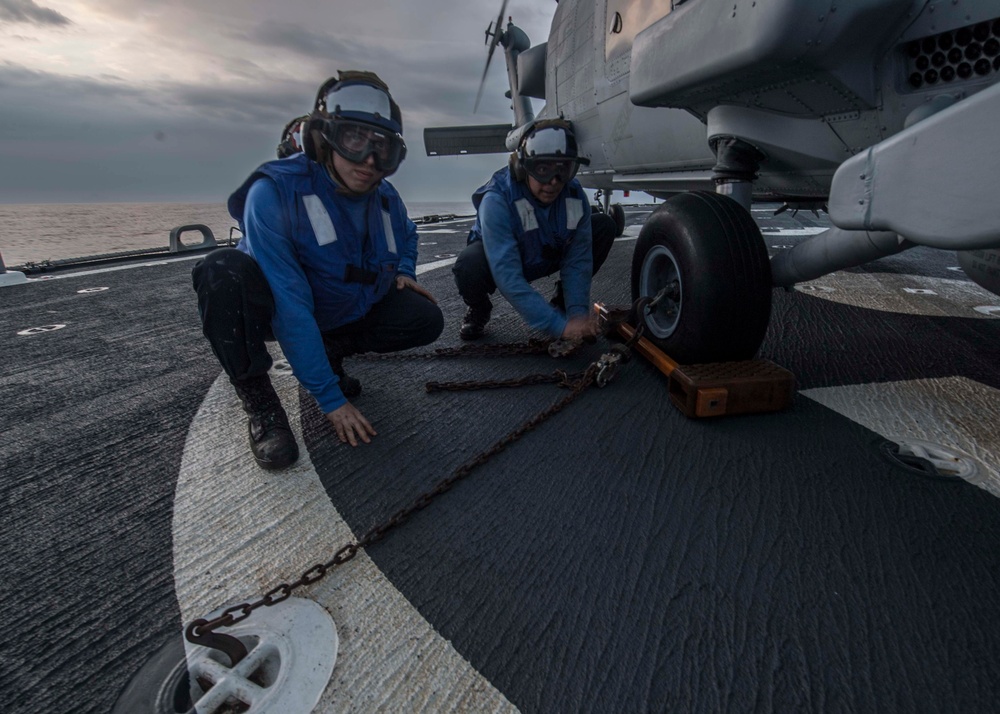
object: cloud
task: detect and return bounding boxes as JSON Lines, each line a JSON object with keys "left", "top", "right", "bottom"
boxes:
{"left": 236, "top": 22, "right": 362, "bottom": 61}
{"left": 167, "top": 82, "right": 312, "bottom": 126}
{"left": 0, "top": 0, "right": 71, "bottom": 25}
{"left": 0, "top": 60, "right": 477, "bottom": 203}
{"left": 0, "top": 60, "right": 325, "bottom": 145}
{"left": 0, "top": 1, "right": 563, "bottom": 203}
{"left": 0, "top": 62, "right": 143, "bottom": 110}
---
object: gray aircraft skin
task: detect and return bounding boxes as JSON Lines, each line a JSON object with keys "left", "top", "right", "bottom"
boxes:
{"left": 426, "top": 0, "right": 1000, "bottom": 363}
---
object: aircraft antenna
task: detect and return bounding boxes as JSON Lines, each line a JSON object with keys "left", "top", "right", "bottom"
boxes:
{"left": 474, "top": 0, "right": 509, "bottom": 113}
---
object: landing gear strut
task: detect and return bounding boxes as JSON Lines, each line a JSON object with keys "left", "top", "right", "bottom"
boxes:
{"left": 710, "top": 136, "right": 764, "bottom": 212}
{"left": 594, "top": 189, "right": 626, "bottom": 237}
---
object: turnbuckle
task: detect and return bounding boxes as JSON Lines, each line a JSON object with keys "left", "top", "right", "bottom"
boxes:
{"left": 595, "top": 353, "right": 619, "bottom": 387}
{"left": 595, "top": 345, "right": 630, "bottom": 388}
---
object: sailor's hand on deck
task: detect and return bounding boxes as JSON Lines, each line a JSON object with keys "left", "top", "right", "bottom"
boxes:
{"left": 396, "top": 275, "right": 437, "bottom": 304}
{"left": 327, "top": 403, "right": 377, "bottom": 446}
{"left": 561, "top": 315, "right": 598, "bottom": 341}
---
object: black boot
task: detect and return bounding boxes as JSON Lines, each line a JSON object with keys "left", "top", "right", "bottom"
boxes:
{"left": 459, "top": 303, "right": 492, "bottom": 341}
{"left": 231, "top": 375, "right": 299, "bottom": 470}
{"left": 323, "top": 336, "right": 362, "bottom": 399}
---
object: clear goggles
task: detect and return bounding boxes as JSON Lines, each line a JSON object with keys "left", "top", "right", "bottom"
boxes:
{"left": 323, "top": 120, "right": 406, "bottom": 173}
{"left": 523, "top": 157, "right": 580, "bottom": 184}
{"left": 521, "top": 126, "right": 587, "bottom": 184}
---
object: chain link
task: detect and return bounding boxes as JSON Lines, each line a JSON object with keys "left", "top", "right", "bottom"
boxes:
{"left": 356, "top": 338, "right": 553, "bottom": 361}
{"left": 426, "top": 370, "right": 584, "bottom": 393}
{"left": 186, "top": 364, "right": 599, "bottom": 647}
{"left": 186, "top": 328, "right": 634, "bottom": 656}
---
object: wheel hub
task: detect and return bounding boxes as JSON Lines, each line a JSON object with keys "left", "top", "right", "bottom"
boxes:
{"left": 639, "top": 245, "right": 683, "bottom": 338}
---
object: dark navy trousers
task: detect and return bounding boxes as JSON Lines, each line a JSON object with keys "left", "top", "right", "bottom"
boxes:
{"left": 192, "top": 248, "right": 443, "bottom": 382}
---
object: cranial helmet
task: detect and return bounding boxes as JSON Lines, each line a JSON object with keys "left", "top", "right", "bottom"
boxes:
{"left": 277, "top": 114, "right": 309, "bottom": 159}
{"left": 509, "top": 118, "right": 590, "bottom": 185}
{"left": 303, "top": 70, "right": 407, "bottom": 176}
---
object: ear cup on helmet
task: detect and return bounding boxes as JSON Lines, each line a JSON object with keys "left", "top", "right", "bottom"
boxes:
{"left": 302, "top": 114, "right": 326, "bottom": 162}
{"left": 277, "top": 115, "right": 308, "bottom": 159}
{"left": 509, "top": 151, "right": 527, "bottom": 183}
{"left": 389, "top": 142, "right": 407, "bottom": 176}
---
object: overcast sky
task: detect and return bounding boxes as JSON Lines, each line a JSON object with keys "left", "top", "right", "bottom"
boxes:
{"left": 0, "top": 0, "right": 558, "bottom": 204}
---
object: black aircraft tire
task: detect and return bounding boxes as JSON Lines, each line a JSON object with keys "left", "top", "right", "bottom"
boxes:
{"left": 609, "top": 203, "right": 626, "bottom": 237}
{"left": 629, "top": 191, "right": 772, "bottom": 364}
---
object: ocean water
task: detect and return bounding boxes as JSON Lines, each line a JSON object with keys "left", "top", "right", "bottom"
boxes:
{"left": 0, "top": 201, "right": 474, "bottom": 267}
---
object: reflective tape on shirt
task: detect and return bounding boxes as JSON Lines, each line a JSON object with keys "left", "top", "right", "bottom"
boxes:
{"left": 514, "top": 198, "right": 539, "bottom": 233}
{"left": 565, "top": 197, "right": 584, "bottom": 229}
{"left": 303, "top": 195, "right": 337, "bottom": 246}
{"left": 381, "top": 209, "right": 397, "bottom": 254}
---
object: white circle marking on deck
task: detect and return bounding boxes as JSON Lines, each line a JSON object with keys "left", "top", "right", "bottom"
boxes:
{"left": 795, "top": 273, "right": 999, "bottom": 317}
{"left": 174, "top": 258, "right": 517, "bottom": 712}
{"left": 802, "top": 377, "right": 1000, "bottom": 499}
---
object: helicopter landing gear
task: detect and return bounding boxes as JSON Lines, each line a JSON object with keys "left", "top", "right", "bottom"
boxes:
{"left": 608, "top": 203, "right": 626, "bottom": 237}
{"left": 630, "top": 191, "right": 771, "bottom": 364}
{"left": 593, "top": 189, "right": 626, "bottom": 237}
{"left": 710, "top": 136, "right": 764, "bottom": 212}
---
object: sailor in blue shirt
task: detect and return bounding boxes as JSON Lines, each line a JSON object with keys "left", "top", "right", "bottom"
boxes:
{"left": 453, "top": 120, "right": 616, "bottom": 342}
{"left": 193, "top": 71, "right": 443, "bottom": 469}
{"left": 275, "top": 114, "right": 308, "bottom": 159}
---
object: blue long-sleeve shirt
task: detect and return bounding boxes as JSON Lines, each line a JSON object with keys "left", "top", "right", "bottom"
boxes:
{"left": 477, "top": 190, "right": 593, "bottom": 337}
{"left": 241, "top": 172, "right": 419, "bottom": 414}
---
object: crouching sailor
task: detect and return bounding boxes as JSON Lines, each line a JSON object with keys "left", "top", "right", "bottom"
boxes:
{"left": 192, "top": 70, "right": 443, "bottom": 468}
{"left": 452, "top": 119, "right": 616, "bottom": 342}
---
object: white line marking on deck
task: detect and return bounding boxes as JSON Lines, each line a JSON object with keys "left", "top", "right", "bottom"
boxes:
{"left": 802, "top": 378, "right": 1000, "bottom": 499}
{"left": 174, "top": 365, "right": 518, "bottom": 712}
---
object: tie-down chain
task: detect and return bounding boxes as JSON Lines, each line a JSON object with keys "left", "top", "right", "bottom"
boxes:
{"left": 185, "top": 313, "right": 645, "bottom": 666}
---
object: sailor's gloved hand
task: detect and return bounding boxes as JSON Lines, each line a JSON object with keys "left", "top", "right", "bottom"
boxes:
{"left": 561, "top": 315, "right": 598, "bottom": 341}
{"left": 327, "top": 403, "right": 377, "bottom": 447}
{"left": 396, "top": 275, "right": 437, "bottom": 304}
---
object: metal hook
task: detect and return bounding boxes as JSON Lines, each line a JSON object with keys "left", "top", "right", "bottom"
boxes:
{"left": 185, "top": 618, "right": 249, "bottom": 668}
